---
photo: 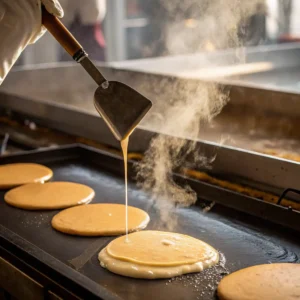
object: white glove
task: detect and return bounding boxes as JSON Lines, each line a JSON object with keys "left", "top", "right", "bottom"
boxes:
{"left": 0, "top": 0, "right": 64, "bottom": 85}
{"left": 59, "top": 0, "right": 106, "bottom": 27}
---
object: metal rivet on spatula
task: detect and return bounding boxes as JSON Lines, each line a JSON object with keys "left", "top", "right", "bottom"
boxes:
{"left": 101, "top": 81, "right": 109, "bottom": 89}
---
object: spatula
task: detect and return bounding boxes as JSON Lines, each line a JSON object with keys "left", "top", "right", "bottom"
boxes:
{"left": 42, "top": 8, "right": 152, "bottom": 141}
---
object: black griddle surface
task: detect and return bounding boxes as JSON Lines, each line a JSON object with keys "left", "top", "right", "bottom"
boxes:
{"left": 0, "top": 145, "right": 299, "bottom": 300}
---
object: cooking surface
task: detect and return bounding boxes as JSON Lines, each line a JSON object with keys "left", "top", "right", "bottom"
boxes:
{"left": 0, "top": 146, "right": 299, "bottom": 300}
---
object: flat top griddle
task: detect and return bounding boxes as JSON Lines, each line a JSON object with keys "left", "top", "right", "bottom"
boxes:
{"left": 0, "top": 145, "right": 299, "bottom": 300}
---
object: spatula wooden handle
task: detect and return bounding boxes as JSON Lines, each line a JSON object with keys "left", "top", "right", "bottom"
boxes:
{"left": 42, "top": 7, "right": 83, "bottom": 58}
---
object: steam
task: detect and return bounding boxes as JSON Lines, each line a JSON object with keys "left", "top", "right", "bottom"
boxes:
{"left": 136, "top": 0, "right": 263, "bottom": 229}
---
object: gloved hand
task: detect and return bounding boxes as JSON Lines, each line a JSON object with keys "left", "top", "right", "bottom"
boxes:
{"left": 0, "top": 0, "right": 64, "bottom": 85}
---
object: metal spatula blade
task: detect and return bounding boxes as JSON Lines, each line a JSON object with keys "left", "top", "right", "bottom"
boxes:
{"left": 94, "top": 81, "right": 152, "bottom": 141}
{"left": 42, "top": 8, "right": 152, "bottom": 141}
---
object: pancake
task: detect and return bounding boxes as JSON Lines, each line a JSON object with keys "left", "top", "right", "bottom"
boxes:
{"left": 52, "top": 203, "right": 150, "bottom": 236}
{"left": 99, "top": 231, "right": 219, "bottom": 279}
{"left": 217, "top": 263, "right": 300, "bottom": 300}
{"left": 4, "top": 182, "right": 94, "bottom": 210}
{"left": 0, "top": 163, "right": 52, "bottom": 189}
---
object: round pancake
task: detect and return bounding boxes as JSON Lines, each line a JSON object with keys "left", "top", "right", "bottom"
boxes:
{"left": 0, "top": 163, "right": 52, "bottom": 189}
{"left": 218, "top": 263, "right": 300, "bottom": 300}
{"left": 99, "top": 230, "right": 219, "bottom": 279}
{"left": 52, "top": 203, "right": 150, "bottom": 236}
{"left": 107, "top": 231, "right": 217, "bottom": 266}
{"left": 5, "top": 182, "right": 94, "bottom": 210}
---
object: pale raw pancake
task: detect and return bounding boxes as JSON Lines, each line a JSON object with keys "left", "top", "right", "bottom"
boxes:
{"left": 5, "top": 182, "right": 94, "bottom": 210}
{"left": 99, "top": 231, "right": 219, "bottom": 279}
{"left": 52, "top": 203, "right": 150, "bottom": 236}
{"left": 218, "top": 263, "right": 300, "bottom": 300}
{"left": 0, "top": 163, "right": 52, "bottom": 189}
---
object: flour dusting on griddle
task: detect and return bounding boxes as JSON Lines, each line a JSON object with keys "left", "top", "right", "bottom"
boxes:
{"left": 166, "top": 252, "right": 228, "bottom": 299}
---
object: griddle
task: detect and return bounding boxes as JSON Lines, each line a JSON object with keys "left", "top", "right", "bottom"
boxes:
{"left": 0, "top": 145, "right": 299, "bottom": 300}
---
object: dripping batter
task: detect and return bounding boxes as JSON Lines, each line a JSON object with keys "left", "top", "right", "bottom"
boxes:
{"left": 121, "top": 137, "right": 129, "bottom": 240}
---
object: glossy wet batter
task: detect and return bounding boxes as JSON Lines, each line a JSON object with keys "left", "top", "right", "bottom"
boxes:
{"left": 99, "top": 231, "right": 219, "bottom": 279}
{"left": 121, "top": 137, "right": 129, "bottom": 239}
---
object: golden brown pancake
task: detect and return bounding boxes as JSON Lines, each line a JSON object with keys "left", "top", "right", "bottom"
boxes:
{"left": 5, "top": 182, "right": 94, "bottom": 210}
{"left": 218, "top": 263, "right": 300, "bottom": 300}
{"left": 52, "top": 203, "right": 150, "bottom": 236}
{"left": 0, "top": 163, "right": 52, "bottom": 189}
{"left": 99, "top": 231, "right": 219, "bottom": 279}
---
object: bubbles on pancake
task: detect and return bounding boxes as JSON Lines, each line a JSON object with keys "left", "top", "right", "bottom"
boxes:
{"left": 162, "top": 239, "right": 176, "bottom": 246}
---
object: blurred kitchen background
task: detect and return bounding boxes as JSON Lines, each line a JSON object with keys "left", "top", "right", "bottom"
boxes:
{"left": 15, "top": 0, "right": 299, "bottom": 63}
{"left": 13, "top": 0, "right": 300, "bottom": 94}
{"left": 3, "top": 0, "right": 300, "bottom": 160}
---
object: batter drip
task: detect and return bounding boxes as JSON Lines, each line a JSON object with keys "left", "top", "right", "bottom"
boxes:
{"left": 121, "top": 137, "right": 129, "bottom": 239}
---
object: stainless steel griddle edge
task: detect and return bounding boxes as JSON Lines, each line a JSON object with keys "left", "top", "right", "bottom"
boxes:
{"left": 0, "top": 225, "right": 118, "bottom": 300}
{"left": 1, "top": 91, "right": 300, "bottom": 192}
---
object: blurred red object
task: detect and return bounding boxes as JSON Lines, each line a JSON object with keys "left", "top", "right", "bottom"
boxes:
{"left": 278, "top": 34, "right": 300, "bottom": 43}
{"left": 94, "top": 23, "right": 105, "bottom": 48}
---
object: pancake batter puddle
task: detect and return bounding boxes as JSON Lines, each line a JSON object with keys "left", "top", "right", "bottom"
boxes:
{"left": 5, "top": 182, "right": 94, "bottom": 210}
{"left": 217, "top": 263, "right": 300, "bottom": 300}
{"left": 99, "top": 231, "right": 219, "bottom": 279}
{"left": 0, "top": 163, "right": 52, "bottom": 189}
{"left": 51, "top": 203, "right": 149, "bottom": 236}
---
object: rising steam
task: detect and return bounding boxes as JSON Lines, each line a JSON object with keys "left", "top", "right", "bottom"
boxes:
{"left": 136, "top": 0, "right": 263, "bottom": 229}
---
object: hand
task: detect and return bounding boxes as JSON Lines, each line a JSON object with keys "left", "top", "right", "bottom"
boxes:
{"left": 0, "top": 0, "right": 64, "bottom": 85}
